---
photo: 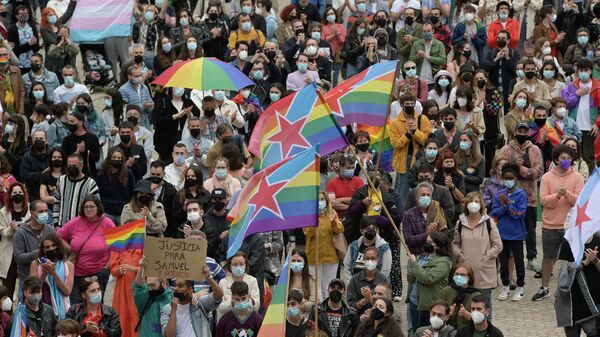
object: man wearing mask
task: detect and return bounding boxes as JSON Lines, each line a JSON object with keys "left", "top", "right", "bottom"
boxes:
{"left": 430, "top": 7, "right": 451, "bottom": 54}
{"left": 22, "top": 53, "right": 60, "bottom": 97}
{"left": 433, "top": 108, "right": 461, "bottom": 153}
{"left": 511, "top": 58, "right": 551, "bottom": 109}
{"left": 112, "top": 121, "right": 148, "bottom": 180}
{"left": 13, "top": 200, "right": 56, "bottom": 283}
{"left": 500, "top": 122, "right": 543, "bottom": 272}
{"left": 119, "top": 65, "right": 154, "bottom": 129}
{"left": 20, "top": 131, "right": 49, "bottom": 200}
{"left": 283, "top": 19, "right": 306, "bottom": 65}
{"left": 231, "top": 41, "right": 250, "bottom": 70}
{"left": 286, "top": 53, "right": 320, "bottom": 91}
{"left": 396, "top": 7, "right": 422, "bottom": 64}
{"left": 455, "top": 295, "right": 503, "bottom": 337}
{"left": 303, "top": 37, "right": 332, "bottom": 82}
{"left": 200, "top": 96, "right": 230, "bottom": 142}
{"left": 52, "top": 65, "right": 89, "bottom": 104}
{"left": 204, "top": 188, "right": 230, "bottom": 258}
{"left": 404, "top": 165, "right": 454, "bottom": 226}
{"left": 134, "top": 256, "right": 173, "bottom": 337}
{"left": 53, "top": 154, "right": 100, "bottom": 227}
{"left": 182, "top": 116, "right": 214, "bottom": 178}
{"left": 228, "top": 12, "right": 265, "bottom": 54}
{"left": 243, "top": 56, "right": 279, "bottom": 106}
{"left": 164, "top": 143, "right": 193, "bottom": 190}
{"left": 487, "top": 1, "right": 520, "bottom": 50}
{"left": 311, "top": 279, "right": 358, "bottom": 337}
{"left": 160, "top": 270, "right": 223, "bottom": 337}
{"left": 115, "top": 105, "right": 154, "bottom": 175}
{"left": 149, "top": 161, "right": 179, "bottom": 237}
{"left": 409, "top": 23, "right": 446, "bottom": 87}
{"left": 414, "top": 301, "right": 457, "bottom": 337}
{"left": 212, "top": 89, "right": 245, "bottom": 130}
{"left": 22, "top": 277, "right": 57, "bottom": 337}
{"left": 485, "top": 29, "right": 520, "bottom": 114}
{"left": 216, "top": 281, "right": 263, "bottom": 337}
{"left": 178, "top": 199, "right": 205, "bottom": 238}
{"left": 119, "top": 44, "right": 153, "bottom": 85}
{"left": 342, "top": 217, "right": 392, "bottom": 282}
{"left": 61, "top": 112, "right": 101, "bottom": 178}
{"left": 308, "top": 22, "right": 333, "bottom": 57}
{"left": 326, "top": 155, "right": 365, "bottom": 216}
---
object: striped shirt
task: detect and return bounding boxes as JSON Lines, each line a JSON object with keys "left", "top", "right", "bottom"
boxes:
{"left": 53, "top": 175, "right": 100, "bottom": 227}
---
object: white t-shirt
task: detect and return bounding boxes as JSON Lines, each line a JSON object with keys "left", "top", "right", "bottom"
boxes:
{"left": 420, "top": 44, "right": 434, "bottom": 83}
{"left": 577, "top": 81, "right": 593, "bottom": 131}
{"left": 175, "top": 303, "right": 195, "bottom": 337}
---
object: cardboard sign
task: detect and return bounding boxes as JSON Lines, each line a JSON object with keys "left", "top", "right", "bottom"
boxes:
{"left": 144, "top": 237, "right": 207, "bottom": 281}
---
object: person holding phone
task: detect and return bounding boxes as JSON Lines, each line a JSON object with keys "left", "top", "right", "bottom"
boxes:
{"left": 121, "top": 180, "right": 167, "bottom": 237}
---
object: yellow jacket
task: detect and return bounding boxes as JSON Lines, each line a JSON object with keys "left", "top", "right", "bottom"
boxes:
{"left": 304, "top": 210, "right": 344, "bottom": 265}
{"left": 389, "top": 112, "right": 432, "bottom": 174}
{"left": 228, "top": 28, "right": 266, "bottom": 51}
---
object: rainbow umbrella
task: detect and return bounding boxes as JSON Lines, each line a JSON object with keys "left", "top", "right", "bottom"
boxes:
{"left": 152, "top": 57, "right": 254, "bottom": 91}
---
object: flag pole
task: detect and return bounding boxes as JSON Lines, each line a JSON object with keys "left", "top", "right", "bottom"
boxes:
{"left": 350, "top": 146, "right": 410, "bottom": 254}
{"left": 314, "top": 229, "right": 319, "bottom": 336}
{"left": 283, "top": 247, "right": 292, "bottom": 337}
{"left": 374, "top": 60, "right": 401, "bottom": 172}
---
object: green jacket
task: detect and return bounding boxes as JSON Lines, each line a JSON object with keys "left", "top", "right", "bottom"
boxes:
{"left": 441, "top": 286, "right": 481, "bottom": 329}
{"left": 409, "top": 38, "right": 446, "bottom": 76}
{"left": 133, "top": 283, "right": 173, "bottom": 337}
{"left": 26, "top": 303, "right": 57, "bottom": 337}
{"left": 407, "top": 254, "right": 452, "bottom": 310}
{"left": 396, "top": 23, "right": 423, "bottom": 61}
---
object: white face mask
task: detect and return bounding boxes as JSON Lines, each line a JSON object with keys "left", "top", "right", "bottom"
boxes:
{"left": 457, "top": 97, "right": 468, "bottom": 107}
{"left": 364, "top": 260, "right": 378, "bottom": 271}
{"left": 430, "top": 315, "right": 444, "bottom": 329}
{"left": 238, "top": 50, "right": 248, "bottom": 61}
{"left": 555, "top": 107, "right": 567, "bottom": 117}
{"left": 305, "top": 45, "right": 317, "bottom": 56}
{"left": 1, "top": 297, "right": 12, "bottom": 311}
{"left": 471, "top": 310, "right": 486, "bottom": 324}
{"left": 542, "top": 47, "right": 552, "bottom": 55}
{"left": 187, "top": 211, "right": 201, "bottom": 223}
{"left": 467, "top": 201, "right": 481, "bottom": 214}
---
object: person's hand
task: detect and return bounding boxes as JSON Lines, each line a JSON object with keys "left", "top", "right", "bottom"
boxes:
{"left": 28, "top": 36, "right": 37, "bottom": 45}
{"left": 591, "top": 124, "right": 599, "bottom": 137}
{"left": 304, "top": 76, "right": 313, "bottom": 84}
{"left": 219, "top": 230, "right": 229, "bottom": 240}
{"left": 144, "top": 101, "right": 154, "bottom": 110}
{"left": 406, "top": 119, "right": 417, "bottom": 132}
{"left": 360, "top": 286, "right": 372, "bottom": 301}
{"left": 556, "top": 185, "right": 567, "bottom": 198}
{"left": 9, "top": 220, "right": 18, "bottom": 230}
{"left": 516, "top": 157, "right": 524, "bottom": 166}
{"left": 444, "top": 175, "right": 453, "bottom": 188}
{"left": 126, "top": 156, "right": 136, "bottom": 168}
{"left": 417, "top": 50, "right": 426, "bottom": 59}
{"left": 76, "top": 141, "right": 86, "bottom": 154}
{"left": 556, "top": 32, "right": 566, "bottom": 43}
{"left": 202, "top": 265, "right": 212, "bottom": 279}
{"left": 141, "top": 207, "right": 150, "bottom": 217}
{"left": 528, "top": 92, "right": 537, "bottom": 101}
{"left": 464, "top": 32, "right": 469, "bottom": 41}
{"left": 494, "top": 50, "right": 504, "bottom": 62}
{"left": 458, "top": 304, "right": 470, "bottom": 319}
{"left": 329, "top": 210, "right": 337, "bottom": 222}
{"left": 577, "top": 86, "right": 590, "bottom": 97}
{"left": 584, "top": 246, "right": 599, "bottom": 264}
{"left": 427, "top": 221, "right": 438, "bottom": 234}
{"left": 85, "top": 322, "right": 100, "bottom": 334}
{"left": 264, "top": 242, "right": 271, "bottom": 250}
{"left": 297, "top": 33, "right": 305, "bottom": 45}
{"left": 404, "top": 34, "right": 413, "bottom": 43}
{"left": 182, "top": 224, "right": 192, "bottom": 238}
{"left": 362, "top": 197, "right": 372, "bottom": 206}
{"left": 300, "top": 13, "right": 307, "bottom": 24}
{"left": 360, "top": 310, "right": 369, "bottom": 322}
{"left": 139, "top": 256, "right": 147, "bottom": 266}
{"left": 308, "top": 61, "right": 317, "bottom": 71}
{"left": 499, "top": 193, "right": 509, "bottom": 206}
{"left": 41, "top": 260, "right": 56, "bottom": 275}
{"left": 407, "top": 254, "right": 416, "bottom": 263}
{"left": 109, "top": 126, "right": 119, "bottom": 135}
{"left": 171, "top": 297, "right": 180, "bottom": 309}
{"left": 211, "top": 27, "right": 221, "bottom": 37}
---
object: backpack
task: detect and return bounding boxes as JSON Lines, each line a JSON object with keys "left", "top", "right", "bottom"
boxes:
{"left": 457, "top": 218, "right": 492, "bottom": 237}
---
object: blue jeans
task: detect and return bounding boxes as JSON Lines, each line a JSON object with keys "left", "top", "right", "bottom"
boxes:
{"left": 407, "top": 301, "right": 419, "bottom": 336}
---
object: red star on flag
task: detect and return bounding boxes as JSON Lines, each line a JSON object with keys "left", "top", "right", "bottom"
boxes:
{"left": 247, "top": 174, "right": 288, "bottom": 222}
{"left": 575, "top": 200, "right": 592, "bottom": 228}
{"left": 266, "top": 112, "right": 310, "bottom": 158}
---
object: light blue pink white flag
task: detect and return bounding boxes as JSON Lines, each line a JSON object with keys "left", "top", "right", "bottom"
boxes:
{"left": 70, "top": 0, "right": 135, "bottom": 42}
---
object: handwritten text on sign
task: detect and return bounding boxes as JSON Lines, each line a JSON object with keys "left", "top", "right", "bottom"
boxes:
{"left": 144, "top": 237, "right": 207, "bottom": 281}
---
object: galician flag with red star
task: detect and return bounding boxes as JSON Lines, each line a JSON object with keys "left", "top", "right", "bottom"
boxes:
{"left": 248, "top": 83, "right": 348, "bottom": 169}
{"left": 226, "top": 147, "right": 320, "bottom": 258}
{"left": 565, "top": 167, "right": 600, "bottom": 266}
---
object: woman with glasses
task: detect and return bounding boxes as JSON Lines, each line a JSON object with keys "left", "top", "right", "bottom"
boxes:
{"left": 65, "top": 276, "right": 121, "bottom": 337}
{"left": 57, "top": 195, "right": 115, "bottom": 304}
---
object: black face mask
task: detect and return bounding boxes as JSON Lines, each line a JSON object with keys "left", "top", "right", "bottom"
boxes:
{"left": 443, "top": 121, "right": 455, "bottom": 131}
{"left": 50, "top": 159, "right": 63, "bottom": 168}
{"left": 265, "top": 50, "right": 276, "bottom": 60}
{"left": 430, "top": 16, "right": 439, "bottom": 24}
{"left": 45, "top": 249, "right": 60, "bottom": 262}
{"left": 295, "top": 29, "right": 304, "bottom": 36}
{"left": 221, "top": 137, "right": 232, "bottom": 144}
{"left": 423, "top": 242, "right": 434, "bottom": 254}
{"left": 134, "top": 55, "right": 144, "bottom": 64}
{"left": 190, "top": 129, "right": 201, "bottom": 138}
{"left": 204, "top": 109, "right": 215, "bottom": 118}
{"left": 418, "top": 176, "right": 431, "bottom": 183}
{"left": 67, "top": 123, "right": 78, "bottom": 133}
{"left": 185, "top": 178, "right": 198, "bottom": 187}
{"left": 208, "top": 12, "right": 218, "bottom": 21}
{"left": 356, "top": 143, "right": 370, "bottom": 152}
{"left": 127, "top": 116, "right": 139, "bottom": 126}
{"left": 110, "top": 160, "right": 123, "bottom": 168}
{"left": 120, "top": 135, "right": 131, "bottom": 144}
{"left": 405, "top": 16, "right": 414, "bottom": 25}
{"left": 443, "top": 166, "right": 454, "bottom": 174}
{"left": 477, "top": 79, "right": 486, "bottom": 89}
{"left": 137, "top": 195, "right": 151, "bottom": 205}
{"left": 497, "top": 39, "right": 507, "bottom": 48}
{"left": 525, "top": 71, "right": 536, "bottom": 79}
{"left": 149, "top": 287, "right": 166, "bottom": 297}
{"left": 404, "top": 105, "right": 415, "bottom": 114}
{"left": 463, "top": 50, "right": 472, "bottom": 58}
{"left": 364, "top": 228, "right": 376, "bottom": 241}
{"left": 535, "top": 118, "right": 547, "bottom": 127}
{"left": 289, "top": 15, "right": 297, "bottom": 21}
{"left": 173, "top": 291, "right": 187, "bottom": 302}
{"left": 515, "top": 134, "right": 529, "bottom": 145}
{"left": 0, "top": 12, "right": 6, "bottom": 18}
{"left": 376, "top": 17, "right": 387, "bottom": 27}
{"left": 371, "top": 307, "right": 385, "bottom": 320}
{"left": 462, "top": 73, "right": 473, "bottom": 83}
{"left": 149, "top": 176, "right": 163, "bottom": 184}
{"left": 213, "top": 201, "right": 226, "bottom": 212}
{"left": 31, "top": 63, "right": 41, "bottom": 72}
{"left": 67, "top": 166, "right": 80, "bottom": 178}
{"left": 77, "top": 105, "right": 88, "bottom": 113}
{"left": 10, "top": 194, "right": 24, "bottom": 203}
{"left": 329, "top": 290, "right": 343, "bottom": 302}
{"left": 33, "top": 140, "right": 45, "bottom": 150}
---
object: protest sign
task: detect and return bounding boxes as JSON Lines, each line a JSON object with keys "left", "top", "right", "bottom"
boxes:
{"left": 144, "top": 237, "right": 207, "bottom": 281}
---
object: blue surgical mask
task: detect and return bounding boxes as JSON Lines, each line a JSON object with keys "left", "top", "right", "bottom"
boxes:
{"left": 425, "top": 148, "right": 438, "bottom": 158}
{"left": 318, "top": 200, "right": 327, "bottom": 213}
{"left": 232, "top": 266, "right": 245, "bottom": 277}
{"left": 288, "top": 306, "right": 301, "bottom": 317}
{"left": 32, "top": 90, "right": 44, "bottom": 100}
{"left": 155, "top": 0, "right": 164, "bottom": 6}
{"left": 459, "top": 141, "right": 471, "bottom": 151}
{"left": 63, "top": 76, "right": 74, "bottom": 86}
{"left": 234, "top": 300, "right": 250, "bottom": 310}
{"left": 504, "top": 179, "right": 515, "bottom": 189}
{"left": 343, "top": 168, "right": 354, "bottom": 178}
{"left": 357, "top": 28, "right": 366, "bottom": 36}
{"left": 174, "top": 87, "right": 185, "bottom": 97}
{"left": 406, "top": 69, "right": 417, "bottom": 77}
{"left": 214, "top": 90, "right": 226, "bottom": 101}
{"left": 579, "top": 71, "right": 591, "bottom": 81}
{"left": 242, "top": 5, "right": 252, "bottom": 14}
{"left": 241, "top": 21, "right": 252, "bottom": 31}
{"left": 162, "top": 43, "right": 172, "bottom": 53}
{"left": 180, "top": 17, "right": 189, "bottom": 26}
{"left": 290, "top": 262, "right": 304, "bottom": 272}
{"left": 438, "top": 78, "right": 449, "bottom": 87}
{"left": 327, "top": 15, "right": 336, "bottom": 23}
{"left": 187, "top": 41, "right": 197, "bottom": 50}
{"left": 175, "top": 154, "right": 186, "bottom": 166}
{"left": 216, "top": 168, "right": 228, "bottom": 179}
{"left": 499, "top": 13, "right": 508, "bottom": 21}
{"left": 311, "top": 31, "right": 321, "bottom": 40}
{"left": 515, "top": 98, "right": 527, "bottom": 108}
{"left": 356, "top": 2, "right": 366, "bottom": 11}
{"left": 144, "top": 11, "right": 155, "bottom": 21}
{"left": 104, "top": 99, "right": 113, "bottom": 108}
{"left": 578, "top": 36, "right": 589, "bottom": 45}
{"left": 252, "top": 70, "right": 264, "bottom": 80}
{"left": 419, "top": 196, "right": 431, "bottom": 208}
{"left": 89, "top": 293, "right": 102, "bottom": 304}
{"left": 453, "top": 275, "right": 468, "bottom": 287}
{"left": 516, "top": 70, "right": 525, "bottom": 78}
{"left": 36, "top": 213, "right": 49, "bottom": 224}
{"left": 543, "top": 70, "right": 555, "bottom": 79}
{"left": 297, "top": 63, "right": 308, "bottom": 73}
{"left": 551, "top": 14, "right": 557, "bottom": 22}
{"left": 4, "top": 124, "right": 14, "bottom": 134}
{"left": 48, "top": 15, "right": 57, "bottom": 24}
{"left": 270, "top": 92, "right": 281, "bottom": 102}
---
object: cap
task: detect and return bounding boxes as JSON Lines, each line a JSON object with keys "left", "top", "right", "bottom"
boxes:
{"left": 134, "top": 180, "right": 153, "bottom": 194}
{"left": 211, "top": 188, "right": 227, "bottom": 199}
{"left": 459, "top": 64, "right": 475, "bottom": 75}
{"left": 329, "top": 278, "right": 345, "bottom": 289}
{"left": 515, "top": 122, "right": 529, "bottom": 131}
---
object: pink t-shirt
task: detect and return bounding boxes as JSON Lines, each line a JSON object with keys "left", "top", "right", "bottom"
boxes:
{"left": 57, "top": 216, "right": 115, "bottom": 276}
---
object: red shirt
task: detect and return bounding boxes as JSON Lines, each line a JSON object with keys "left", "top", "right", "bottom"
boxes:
{"left": 327, "top": 176, "right": 365, "bottom": 215}
{"left": 82, "top": 305, "right": 105, "bottom": 337}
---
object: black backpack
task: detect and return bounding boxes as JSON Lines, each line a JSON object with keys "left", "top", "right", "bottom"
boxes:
{"left": 457, "top": 218, "right": 492, "bottom": 237}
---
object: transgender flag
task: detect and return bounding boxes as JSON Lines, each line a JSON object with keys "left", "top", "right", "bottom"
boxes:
{"left": 70, "top": 0, "right": 135, "bottom": 42}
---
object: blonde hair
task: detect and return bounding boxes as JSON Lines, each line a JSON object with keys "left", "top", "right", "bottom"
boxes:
{"left": 462, "top": 191, "right": 486, "bottom": 215}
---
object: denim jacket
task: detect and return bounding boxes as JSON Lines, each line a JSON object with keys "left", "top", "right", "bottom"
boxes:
{"left": 548, "top": 115, "right": 582, "bottom": 141}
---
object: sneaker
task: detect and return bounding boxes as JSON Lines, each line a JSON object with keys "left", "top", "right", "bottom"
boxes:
{"left": 511, "top": 287, "right": 525, "bottom": 301}
{"left": 498, "top": 286, "right": 510, "bottom": 301}
{"left": 528, "top": 259, "right": 541, "bottom": 272}
{"left": 534, "top": 271, "right": 542, "bottom": 278}
{"left": 509, "top": 278, "right": 517, "bottom": 290}
{"left": 532, "top": 287, "right": 550, "bottom": 301}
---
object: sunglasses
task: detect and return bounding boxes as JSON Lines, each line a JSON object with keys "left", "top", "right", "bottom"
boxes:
{"left": 404, "top": 66, "right": 416, "bottom": 70}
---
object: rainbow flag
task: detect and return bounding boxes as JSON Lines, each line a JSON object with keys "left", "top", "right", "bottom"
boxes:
{"left": 528, "top": 117, "right": 563, "bottom": 147}
{"left": 227, "top": 147, "right": 319, "bottom": 258}
{"left": 358, "top": 124, "right": 394, "bottom": 173}
{"left": 70, "top": 0, "right": 135, "bottom": 42}
{"left": 325, "top": 60, "right": 397, "bottom": 127}
{"left": 248, "top": 83, "right": 348, "bottom": 169}
{"left": 104, "top": 219, "right": 145, "bottom": 253}
{"left": 257, "top": 253, "right": 290, "bottom": 337}
{"left": 10, "top": 303, "right": 27, "bottom": 337}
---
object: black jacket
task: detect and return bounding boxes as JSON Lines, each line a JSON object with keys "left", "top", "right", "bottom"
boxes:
{"left": 66, "top": 303, "right": 121, "bottom": 337}
{"left": 62, "top": 132, "right": 101, "bottom": 179}
{"left": 156, "top": 180, "right": 179, "bottom": 238}
{"left": 0, "top": 136, "right": 28, "bottom": 181}
{"left": 25, "top": 303, "right": 57, "bottom": 337}
{"left": 112, "top": 143, "right": 147, "bottom": 181}
{"left": 310, "top": 300, "right": 358, "bottom": 337}
{"left": 455, "top": 321, "right": 504, "bottom": 337}
{"left": 152, "top": 93, "right": 199, "bottom": 160}
{"left": 20, "top": 149, "right": 48, "bottom": 200}
{"left": 203, "top": 209, "right": 230, "bottom": 258}
{"left": 198, "top": 19, "right": 229, "bottom": 60}
{"left": 483, "top": 47, "right": 520, "bottom": 111}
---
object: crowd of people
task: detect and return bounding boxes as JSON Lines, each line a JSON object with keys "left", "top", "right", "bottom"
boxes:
{"left": 0, "top": 0, "right": 599, "bottom": 336}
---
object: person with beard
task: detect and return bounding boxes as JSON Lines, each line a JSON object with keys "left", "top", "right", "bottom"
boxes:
{"left": 203, "top": 188, "right": 230, "bottom": 258}
{"left": 353, "top": 297, "right": 403, "bottom": 337}
{"left": 96, "top": 147, "right": 135, "bottom": 225}
{"left": 112, "top": 121, "right": 148, "bottom": 181}
{"left": 61, "top": 111, "right": 101, "bottom": 179}
{"left": 413, "top": 301, "right": 456, "bottom": 337}
{"left": 311, "top": 279, "right": 358, "bottom": 337}
{"left": 121, "top": 180, "right": 167, "bottom": 237}
{"left": 21, "top": 53, "right": 60, "bottom": 97}
{"left": 29, "top": 233, "right": 74, "bottom": 320}
{"left": 13, "top": 200, "right": 56, "bottom": 284}
{"left": 134, "top": 256, "right": 173, "bottom": 337}
{"left": 52, "top": 154, "right": 99, "bottom": 227}
{"left": 20, "top": 130, "right": 49, "bottom": 200}
{"left": 116, "top": 105, "right": 154, "bottom": 173}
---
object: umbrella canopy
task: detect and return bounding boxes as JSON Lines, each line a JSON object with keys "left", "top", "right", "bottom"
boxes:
{"left": 152, "top": 57, "right": 254, "bottom": 91}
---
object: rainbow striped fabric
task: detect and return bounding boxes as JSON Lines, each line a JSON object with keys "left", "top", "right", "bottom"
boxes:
{"left": 256, "top": 253, "right": 290, "bottom": 337}
{"left": 70, "top": 0, "right": 135, "bottom": 42}
{"left": 104, "top": 219, "right": 145, "bottom": 253}
{"left": 358, "top": 124, "right": 394, "bottom": 173}
{"left": 248, "top": 83, "right": 348, "bottom": 169}
{"left": 10, "top": 303, "right": 27, "bottom": 337}
{"left": 227, "top": 147, "right": 319, "bottom": 258}
{"left": 325, "top": 60, "right": 397, "bottom": 127}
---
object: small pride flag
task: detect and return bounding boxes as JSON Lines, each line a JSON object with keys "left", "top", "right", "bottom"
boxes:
{"left": 104, "top": 219, "right": 145, "bottom": 253}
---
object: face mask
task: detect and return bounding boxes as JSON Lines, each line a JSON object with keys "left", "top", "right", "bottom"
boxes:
{"left": 425, "top": 149, "right": 438, "bottom": 159}
{"left": 67, "top": 166, "right": 80, "bottom": 178}
{"left": 213, "top": 201, "right": 226, "bottom": 212}
{"left": 216, "top": 168, "right": 228, "bottom": 179}
{"left": 559, "top": 159, "right": 572, "bottom": 170}
{"left": 137, "top": 195, "right": 151, "bottom": 205}
{"left": 423, "top": 242, "right": 434, "bottom": 253}
{"left": 32, "top": 140, "right": 45, "bottom": 151}
{"left": 305, "top": 45, "right": 317, "bottom": 56}
{"left": 291, "top": 262, "right": 305, "bottom": 272}
{"left": 4, "top": 124, "right": 13, "bottom": 135}
{"left": 430, "top": 315, "right": 444, "bottom": 329}
{"left": 240, "top": 90, "right": 250, "bottom": 98}
{"left": 50, "top": 159, "right": 63, "bottom": 168}
{"left": 149, "top": 177, "right": 163, "bottom": 185}
{"left": 504, "top": 179, "right": 516, "bottom": 189}
{"left": 27, "top": 294, "right": 42, "bottom": 305}
{"left": 162, "top": 43, "right": 172, "bottom": 53}
{"left": 10, "top": 194, "right": 23, "bottom": 203}
{"left": 477, "top": 79, "right": 486, "bottom": 88}
{"left": 364, "top": 260, "right": 378, "bottom": 271}
{"left": 288, "top": 306, "right": 301, "bottom": 317}
{"left": 173, "top": 291, "right": 187, "bottom": 301}
{"left": 551, "top": 14, "right": 557, "bottom": 22}
{"left": 579, "top": 71, "right": 591, "bottom": 81}
{"left": 442, "top": 167, "right": 454, "bottom": 175}
{"left": 497, "top": 39, "right": 507, "bottom": 48}
{"left": 241, "top": 21, "right": 252, "bottom": 31}
{"left": 242, "top": 5, "right": 252, "bottom": 14}
{"left": 18, "top": 14, "right": 28, "bottom": 23}
{"left": 187, "top": 211, "right": 201, "bottom": 223}
{"left": 542, "top": 47, "right": 552, "bottom": 55}
{"left": 515, "top": 134, "right": 528, "bottom": 145}
{"left": 174, "top": 87, "right": 185, "bottom": 97}
{"left": 110, "top": 160, "right": 123, "bottom": 168}
{"left": 454, "top": 274, "right": 469, "bottom": 287}
{"left": 31, "top": 63, "right": 42, "bottom": 72}
{"left": 180, "top": 17, "right": 189, "bottom": 26}
{"left": 430, "top": 16, "right": 440, "bottom": 25}
{"left": 535, "top": 118, "right": 546, "bottom": 127}
{"left": 47, "top": 14, "right": 57, "bottom": 24}
{"left": 555, "top": 107, "right": 566, "bottom": 117}
{"left": 357, "top": 27, "right": 366, "bottom": 36}
{"left": 459, "top": 141, "right": 471, "bottom": 151}
{"left": 1, "top": 297, "right": 12, "bottom": 311}
{"left": 465, "top": 12, "right": 475, "bottom": 21}
{"left": 457, "top": 97, "right": 468, "bottom": 107}
{"left": 270, "top": 92, "right": 281, "bottom": 102}
{"left": 463, "top": 50, "right": 472, "bottom": 58}
{"left": 64, "top": 76, "right": 76, "bottom": 87}
{"left": 370, "top": 307, "right": 385, "bottom": 320}
{"left": 357, "top": 143, "right": 370, "bottom": 152}
{"left": 318, "top": 200, "right": 327, "bottom": 213}
{"left": 423, "top": 32, "right": 433, "bottom": 40}
{"left": 209, "top": 12, "right": 219, "bottom": 21}
{"left": 214, "top": 90, "right": 226, "bottom": 101}
{"left": 578, "top": 36, "right": 589, "bottom": 45}
{"left": 185, "top": 178, "right": 197, "bottom": 187}
{"left": 329, "top": 290, "right": 342, "bottom": 302}
{"left": 204, "top": 108, "right": 216, "bottom": 118}
{"left": 377, "top": 37, "right": 387, "bottom": 46}
{"left": 327, "top": 14, "right": 336, "bottom": 23}
{"left": 499, "top": 12, "right": 508, "bottom": 21}
{"left": 119, "top": 134, "right": 132, "bottom": 144}
{"left": 255, "top": 7, "right": 263, "bottom": 15}
{"left": 156, "top": 0, "right": 164, "bottom": 6}
{"left": 66, "top": 122, "right": 78, "bottom": 133}
{"left": 443, "top": 121, "right": 455, "bottom": 130}
{"left": 252, "top": 70, "right": 264, "bottom": 80}
{"left": 525, "top": 71, "right": 536, "bottom": 79}
{"left": 234, "top": 300, "right": 251, "bottom": 310}
{"left": 438, "top": 78, "right": 449, "bottom": 87}
{"left": 297, "top": 63, "right": 308, "bottom": 73}
{"left": 405, "top": 68, "right": 417, "bottom": 77}
{"left": 232, "top": 266, "right": 245, "bottom": 277}
{"left": 516, "top": 70, "right": 525, "bottom": 78}
{"left": 364, "top": 228, "right": 376, "bottom": 241}
{"left": 35, "top": 212, "right": 49, "bottom": 225}
{"left": 89, "top": 293, "right": 102, "bottom": 304}
{"left": 175, "top": 154, "right": 186, "bottom": 166}
{"left": 462, "top": 73, "right": 473, "bottom": 83}
{"left": 102, "top": 98, "right": 113, "bottom": 109}
{"left": 149, "top": 287, "right": 165, "bottom": 297}
{"left": 543, "top": 70, "right": 555, "bottom": 79}
{"left": 405, "top": 16, "right": 414, "bottom": 25}
{"left": 471, "top": 310, "right": 486, "bottom": 324}
{"left": 467, "top": 201, "right": 481, "bottom": 214}
{"left": 311, "top": 31, "right": 321, "bottom": 40}
{"left": 143, "top": 11, "right": 155, "bottom": 22}
{"left": 343, "top": 168, "right": 354, "bottom": 178}
{"left": 515, "top": 98, "right": 527, "bottom": 108}
{"left": 190, "top": 129, "right": 201, "bottom": 138}
{"left": 187, "top": 41, "right": 197, "bottom": 50}
{"left": 419, "top": 196, "right": 431, "bottom": 208}
{"left": 357, "top": 2, "right": 366, "bottom": 11}
{"left": 44, "top": 248, "right": 59, "bottom": 261}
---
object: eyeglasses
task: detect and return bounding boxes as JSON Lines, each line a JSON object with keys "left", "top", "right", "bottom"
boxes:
{"left": 84, "top": 276, "right": 98, "bottom": 282}
{"left": 404, "top": 67, "right": 416, "bottom": 70}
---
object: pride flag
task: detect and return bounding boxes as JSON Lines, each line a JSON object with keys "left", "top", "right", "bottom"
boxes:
{"left": 104, "top": 219, "right": 145, "bottom": 253}
{"left": 9, "top": 303, "right": 27, "bottom": 337}
{"left": 227, "top": 147, "right": 319, "bottom": 258}
{"left": 248, "top": 83, "right": 348, "bottom": 169}
{"left": 257, "top": 253, "right": 290, "bottom": 337}
{"left": 325, "top": 60, "right": 397, "bottom": 127}
{"left": 358, "top": 124, "right": 394, "bottom": 173}
{"left": 70, "top": 0, "right": 135, "bottom": 42}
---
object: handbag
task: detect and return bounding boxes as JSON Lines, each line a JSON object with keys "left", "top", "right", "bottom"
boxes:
{"left": 68, "top": 217, "right": 104, "bottom": 264}
{"left": 332, "top": 232, "right": 348, "bottom": 261}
